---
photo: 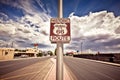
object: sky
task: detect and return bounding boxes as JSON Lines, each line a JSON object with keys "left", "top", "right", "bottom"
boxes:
{"left": 0, "top": 0, "right": 120, "bottom": 53}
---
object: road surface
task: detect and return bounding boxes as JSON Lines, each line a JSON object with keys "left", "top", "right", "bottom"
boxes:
{"left": 64, "top": 57, "right": 120, "bottom": 80}
{"left": 0, "top": 57, "right": 53, "bottom": 80}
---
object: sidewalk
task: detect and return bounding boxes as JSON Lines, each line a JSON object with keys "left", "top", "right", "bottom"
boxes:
{"left": 45, "top": 58, "right": 72, "bottom": 80}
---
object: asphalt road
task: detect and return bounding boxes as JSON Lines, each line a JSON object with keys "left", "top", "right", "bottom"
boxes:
{"left": 0, "top": 57, "right": 53, "bottom": 80}
{"left": 64, "top": 57, "right": 120, "bottom": 80}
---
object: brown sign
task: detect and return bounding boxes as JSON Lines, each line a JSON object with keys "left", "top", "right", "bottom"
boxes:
{"left": 50, "top": 18, "right": 71, "bottom": 43}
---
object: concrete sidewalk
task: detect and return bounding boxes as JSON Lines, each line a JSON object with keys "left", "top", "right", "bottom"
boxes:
{"left": 45, "top": 58, "right": 72, "bottom": 80}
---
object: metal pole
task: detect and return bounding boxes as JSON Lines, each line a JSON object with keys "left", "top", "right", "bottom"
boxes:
{"left": 56, "top": 0, "right": 63, "bottom": 80}
{"left": 81, "top": 39, "right": 85, "bottom": 54}
{"left": 58, "top": 0, "right": 63, "bottom": 18}
{"left": 81, "top": 42, "right": 83, "bottom": 54}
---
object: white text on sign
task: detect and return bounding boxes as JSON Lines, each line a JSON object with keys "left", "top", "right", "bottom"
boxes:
{"left": 50, "top": 36, "right": 70, "bottom": 42}
{"left": 50, "top": 18, "right": 70, "bottom": 43}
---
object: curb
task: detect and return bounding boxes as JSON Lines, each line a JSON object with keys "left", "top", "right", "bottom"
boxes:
{"left": 44, "top": 58, "right": 55, "bottom": 80}
{"left": 88, "top": 59, "right": 120, "bottom": 67}
{"left": 45, "top": 58, "right": 72, "bottom": 80}
{"left": 74, "top": 57, "right": 120, "bottom": 67}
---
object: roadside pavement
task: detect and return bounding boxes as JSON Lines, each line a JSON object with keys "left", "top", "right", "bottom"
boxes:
{"left": 45, "top": 58, "right": 72, "bottom": 80}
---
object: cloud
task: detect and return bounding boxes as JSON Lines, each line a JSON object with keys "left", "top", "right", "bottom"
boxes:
{"left": 66, "top": 11, "right": 120, "bottom": 52}
{"left": 0, "top": 0, "right": 51, "bottom": 16}
{"left": 0, "top": 12, "right": 51, "bottom": 49}
{"left": 0, "top": 0, "right": 120, "bottom": 52}
{"left": 34, "top": 0, "right": 47, "bottom": 13}
{"left": 0, "top": 0, "right": 33, "bottom": 14}
{"left": 0, "top": 0, "right": 51, "bottom": 50}
{"left": 0, "top": 12, "right": 9, "bottom": 20}
{"left": 115, "top": 24, "right": 120, "bottom": 34}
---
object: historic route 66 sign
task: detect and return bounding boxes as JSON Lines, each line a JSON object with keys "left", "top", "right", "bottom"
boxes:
{"left": 50, "top": 18, "right": 71, "bottom": 43}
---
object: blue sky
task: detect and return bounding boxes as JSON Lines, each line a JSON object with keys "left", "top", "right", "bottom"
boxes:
{"left": 0, "top": 0, "right": 120, "bottom": 53}
{"left": 64, "top": 0, "right": 120, "bottom": 17}
{"left": 0, "top": 0, "right": 120, "bottom": 19}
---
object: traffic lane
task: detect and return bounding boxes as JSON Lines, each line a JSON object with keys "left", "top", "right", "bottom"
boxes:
{"left": 0, "top": 57, "right": 52, "bottom": 66}
{"left": 0, "top": 57, "right": 52, "bottom": 76}
{"left": 0, "top": 58, "right": 53, "bottom": 80}
{"left": 64, "top": 57, "right": 120, "bottom": 80}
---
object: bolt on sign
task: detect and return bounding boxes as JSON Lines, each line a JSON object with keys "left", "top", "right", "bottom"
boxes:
{"left": 50, "top": 18, "right": 71, "bottom": 43}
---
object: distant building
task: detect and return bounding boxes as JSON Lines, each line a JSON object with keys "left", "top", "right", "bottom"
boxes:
{"left": 14, "top": 48, "right": 41, "bottom": 57}
{"left": 0, "top": 47, "right": 42, "bottom": 60}
{"left": 26, "top": 48, "right": 40, "bottom": 57}
{"left": 76, "top": 49, "right": 97, "bottom": 54}
{"left": 0, "top": 48, "right": 14, "bottom": 60}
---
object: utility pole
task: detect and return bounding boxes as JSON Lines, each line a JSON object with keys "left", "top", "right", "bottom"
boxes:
{"left": 56, "top": 0, "right": 63, "bottom": 80}
{"left": 81, "top": 42, "right": 83, "bottom": 54}
{"left": 80, "top": 39, "right": 85, "bottom": 54}
{"left": 11, "top": 41, "right": 14, "bottom": 48}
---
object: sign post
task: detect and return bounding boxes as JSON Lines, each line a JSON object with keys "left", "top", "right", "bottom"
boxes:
{"left": 50, "top": 0, "right": 70, "bottom": 80}
{"left": 56, "top": 0, "right": 63, "bottom": 80}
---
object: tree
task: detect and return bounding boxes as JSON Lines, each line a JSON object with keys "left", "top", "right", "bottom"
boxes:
{"left": 48, "top": 51, "right": 53, "bottom": 56}
{"left": 15, "top": 49, "right": 19, "bottom": 51}
{"left": 37, "top": 52, "right": 43, "bottom": 57}
{"left": 54, "top": 48, "right": 57, "bottom": 55}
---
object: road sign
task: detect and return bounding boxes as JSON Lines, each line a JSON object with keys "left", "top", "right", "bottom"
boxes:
{"left": 50, "top": 18, "right": 71, "bottom": 43}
